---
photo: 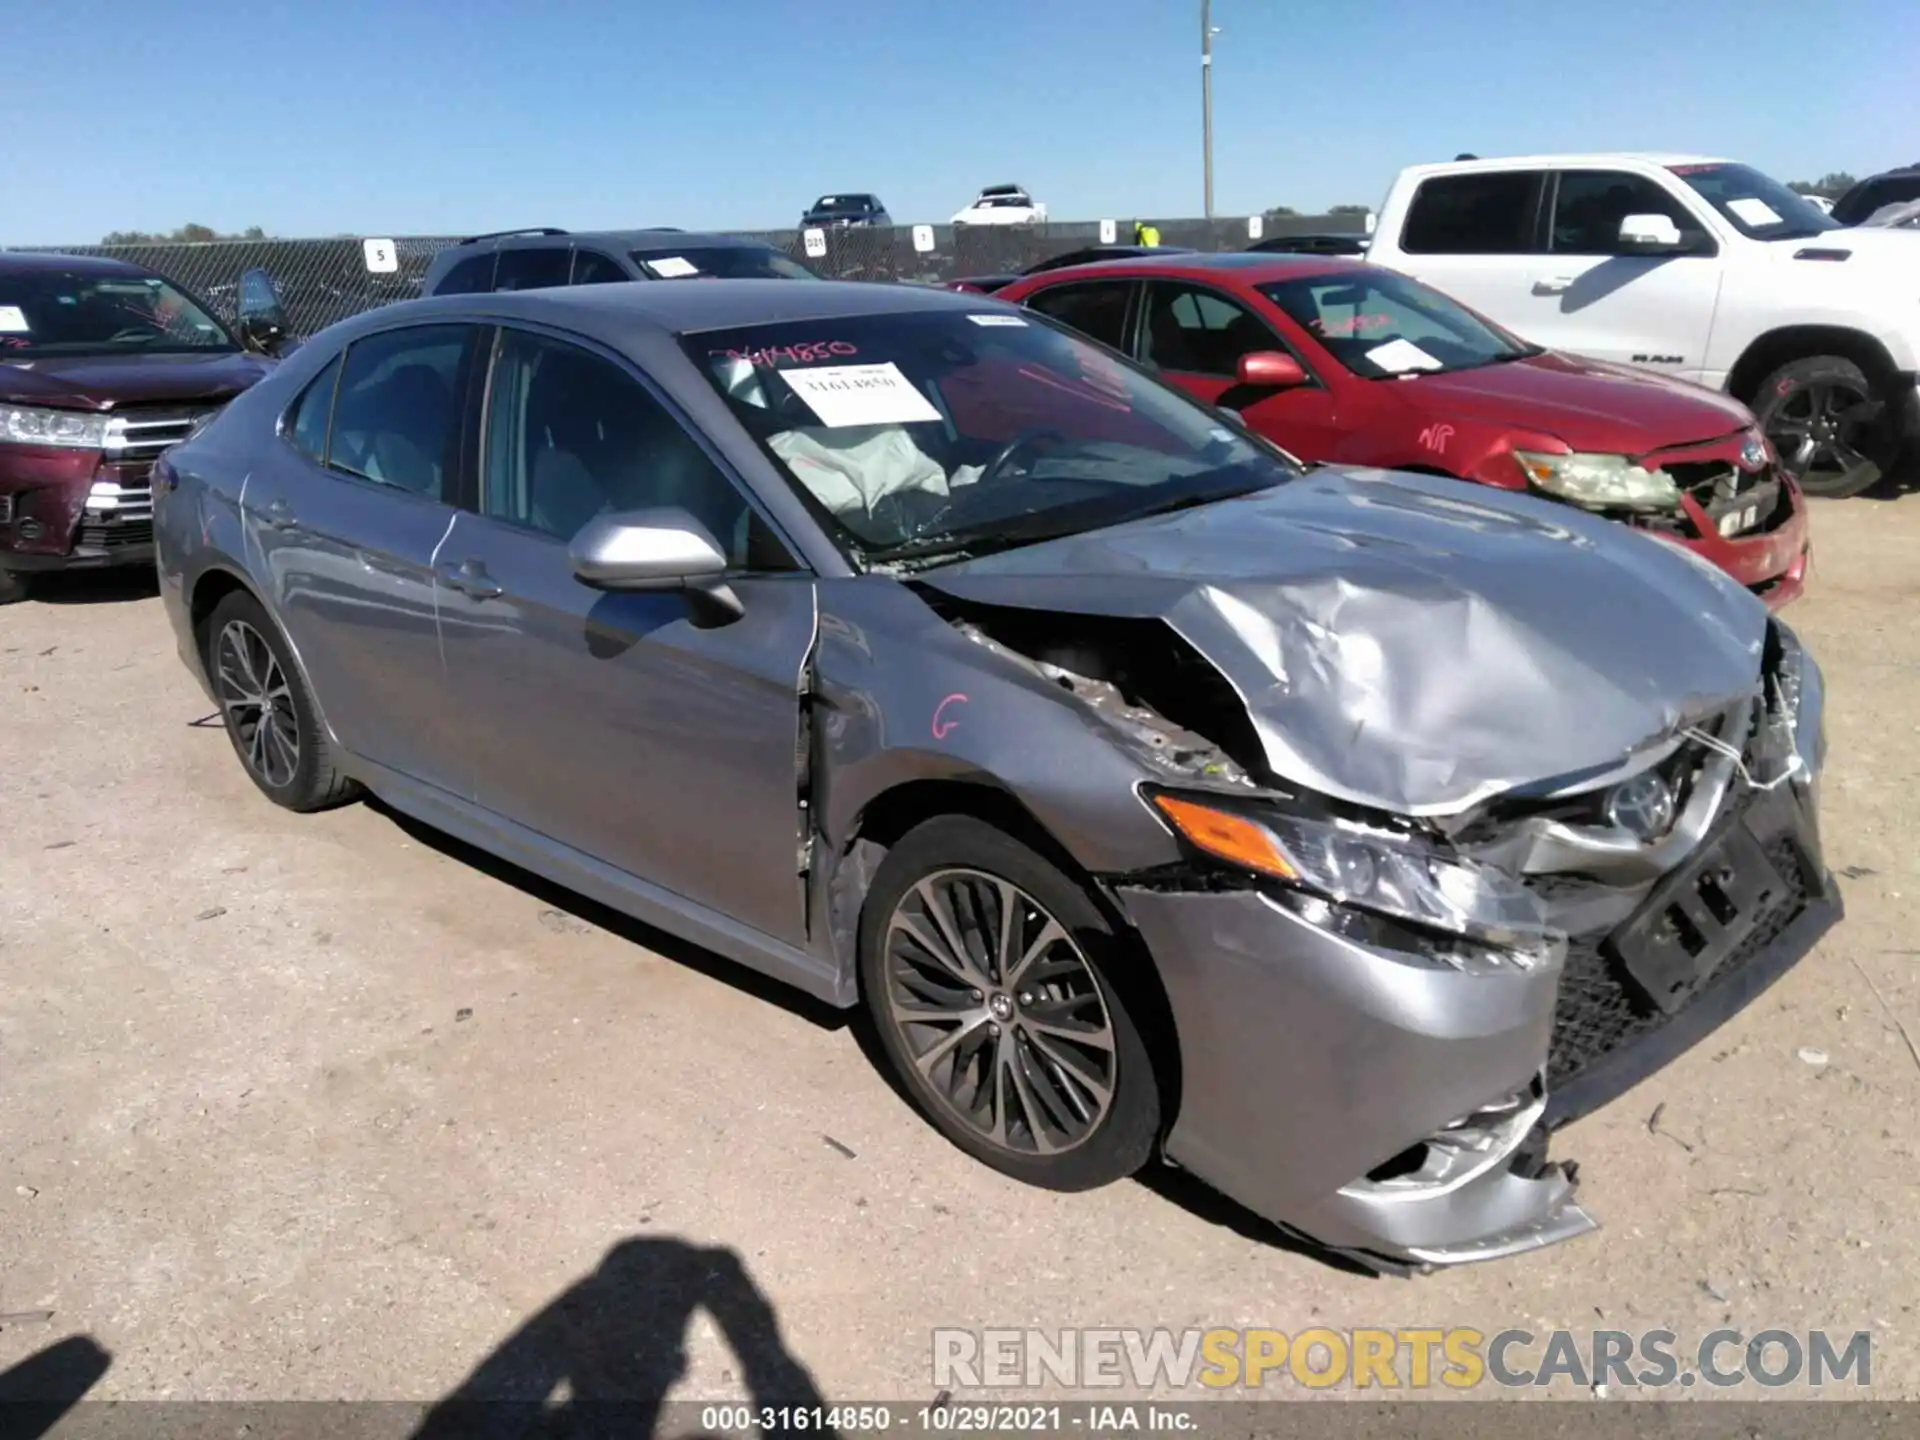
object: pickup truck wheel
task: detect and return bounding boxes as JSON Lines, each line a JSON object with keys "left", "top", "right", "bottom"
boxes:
{"left": 1751, "top": 356, "right": 1885, "bottom": 499}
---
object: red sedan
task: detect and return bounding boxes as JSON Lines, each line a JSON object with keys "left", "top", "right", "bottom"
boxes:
{"left": 997, "top": 254, "right": 1809, "bottom": 608}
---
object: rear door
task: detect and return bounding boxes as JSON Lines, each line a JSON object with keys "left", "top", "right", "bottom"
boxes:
{"left": 240, "top": 322, "right": 484, "bottom": 789}
{"left": 1384, "top": 169, "right": 1552, "bottom": 341}
{"left": 1133, "top": 280, "right": 1344, "bottom": 458}
{"left": 433, "top": 324, "right": 818, "bottom": 946}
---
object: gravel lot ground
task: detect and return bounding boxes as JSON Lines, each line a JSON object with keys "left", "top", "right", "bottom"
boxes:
{"left": 2, "top": 495, "right": 1916, "bottom": 1410}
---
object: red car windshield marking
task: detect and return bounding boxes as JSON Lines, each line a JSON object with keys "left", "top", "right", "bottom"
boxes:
{"left": 1016, "top": 363, "right": 1132, "bottom": 413}
{"left": 1311, "top": 313, "right": 1393, "bottom": 337}
{"left": 712, "top": 341, "right": 859, "bottom": 366}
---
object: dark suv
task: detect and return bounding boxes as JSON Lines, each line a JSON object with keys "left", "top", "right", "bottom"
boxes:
{"left": 0, "top": 253, "right": 274, "bottom": 602}
{"left": 799, "top": 194, "right": 892, "bottom": 228}
{"left": 422, "top": 228, "right": 817, "bottom": 296}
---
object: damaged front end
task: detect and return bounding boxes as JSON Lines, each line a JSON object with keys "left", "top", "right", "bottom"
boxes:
{"left": 921, "top": 577, "right": 1837, "bottom": 1271}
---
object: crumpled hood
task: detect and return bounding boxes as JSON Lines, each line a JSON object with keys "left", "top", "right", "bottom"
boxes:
{"left": 1396, "top": 351, "right": 1751, "bottom": 453}
{"left": 922, "top": 467, "right": 1769, "bottom": 816}
{"left": 0, "top": 351, "right": 273, "bottom": 410}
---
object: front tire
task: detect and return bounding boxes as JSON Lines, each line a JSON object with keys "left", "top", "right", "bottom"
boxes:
{"left": 200, "top": 589, "right": 361, "bottom": 812}
{"left": 859, "top": 815, "right": 1160, "bottom": 1191}
{"left": 1751, "top": 355, "right": 1886, "bottom": 499}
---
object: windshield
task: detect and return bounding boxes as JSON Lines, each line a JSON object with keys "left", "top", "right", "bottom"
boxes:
{"left": 632, "top": 247, "right": 817, "bottom": 281}
{"left": 0, "top": 268, "right": 236, "bottom": 358}
{"left": 683, "top": 309, "right": 1296, "bottom": 568}
{"left": 1260, "top": 269, "right": 1532, "bottom": 379}
{"left": 975, "top": 194, "right": 1034, "bottom": 209}
{"left": 811, "top": 196, "right": 874, "bottom": 213}
{"left": 1668, "top": 163, "right": 1838, "bottom": 241}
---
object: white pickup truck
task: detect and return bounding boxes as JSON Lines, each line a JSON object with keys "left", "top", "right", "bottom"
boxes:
{"left": 1368, "top": 153, "right": 1920, "bottom": 496}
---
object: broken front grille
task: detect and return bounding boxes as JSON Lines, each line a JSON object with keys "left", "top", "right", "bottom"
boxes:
{"left": 1545, "top": 836, "right": 1810, "bottom": 1089}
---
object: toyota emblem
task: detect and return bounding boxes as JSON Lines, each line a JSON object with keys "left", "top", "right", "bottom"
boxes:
{"left": 1605, "top": 772, "right": 1678, "bottom": 841}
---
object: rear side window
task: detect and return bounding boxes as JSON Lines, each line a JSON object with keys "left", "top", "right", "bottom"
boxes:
{"left": 1023, "top": 281, "right": 1133, "bottom": 350}
{"left": 285, "top": 354, "right": 342, "bottom": 462}
{"left": 492, "top": 247, "right": 573, "bottom": 292}
{"left": 327, "top": 325, "right": 473, "bottom": 500}
{"left": 570, "top": 250, "right": 628, "bottom": 285}
{"left": 1401, "top": 172, "right": 1544, "bottom": 254}
{"left": 430, "top": 253, "right": 497, "bottom": 296}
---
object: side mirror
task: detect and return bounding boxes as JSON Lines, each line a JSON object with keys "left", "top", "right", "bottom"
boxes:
{"left": 236, "top": 267, "right": 291, "bottom": 356}
{"left": 1237, "top": 350, "right": 1309, "bottom": 389}
{"left": 1617, "top": 213, "right": 1688, "bottom": 252}
{"left": 569, "top": 506, "right": 744, "bottom": 623}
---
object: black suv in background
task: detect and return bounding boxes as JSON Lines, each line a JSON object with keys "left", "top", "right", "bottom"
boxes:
{"left": 799, "top": 194, "right": 892, "bottom": 228}
{"left": 422, "top": 228, "right": 817, "bottom": 296}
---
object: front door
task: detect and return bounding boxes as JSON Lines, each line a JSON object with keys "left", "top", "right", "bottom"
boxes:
{"left": 1134, "top": 280, "right": 1344, "bottom": 459}
{"left": 240, "top": 322, "right": 481, "bottom": 789}
{"left": 434, "top": 325, "right": 818, "bottom": 947}
{"left": 1529, "top": 169, "right": 1724, "bottom": 381}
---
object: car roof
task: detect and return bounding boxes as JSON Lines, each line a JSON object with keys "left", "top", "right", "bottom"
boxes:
{"left": 361, "top": 276, "right": 1006, "bottom": 338}
{"left": 1010, "top": 251, "right": 1365, "bottom": 285}
{"left": 451, "top": 229, "right": 772, "bottom": 255}
{"left": 0, "top": 250, "right": 157, "bottom": 277}
{"left": 1396, "top": 152, "right": 1726, "bottom": 181}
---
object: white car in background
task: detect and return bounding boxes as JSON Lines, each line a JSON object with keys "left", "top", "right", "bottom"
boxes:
{"left": 951, "top": 184, "right": 1048, "bottom": 226}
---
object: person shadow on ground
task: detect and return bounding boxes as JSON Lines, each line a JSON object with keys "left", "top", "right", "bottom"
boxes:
{"left": 0, "top": 1333, "right": 112, "bottom": 1440}
{"left": 412, "top": 1236, "right": 838, "bottom": 1440}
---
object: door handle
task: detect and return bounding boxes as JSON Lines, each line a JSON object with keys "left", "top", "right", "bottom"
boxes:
{"left": 1531, "top": 275, "right": 1574, "bottom": 295}
{"left": 438, "top": 557, "right": 503, "bottom": 600}
{"left": 262, "top": 498, "right": 298, "bottom": 530}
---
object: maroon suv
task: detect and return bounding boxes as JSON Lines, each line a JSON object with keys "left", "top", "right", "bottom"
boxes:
{"left": 0, "top": 253, "right": 274, "bottom": 603}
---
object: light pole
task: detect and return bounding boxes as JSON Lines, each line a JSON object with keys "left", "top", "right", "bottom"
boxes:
{"left": 1201, "top": 0, "right": 1215, "bottom": 219}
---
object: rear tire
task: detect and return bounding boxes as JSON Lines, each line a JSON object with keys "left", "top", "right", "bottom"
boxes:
{"left": 199, "top": 589, "right": 361, "bottom": 812}
{"left": 859, "top": 815, "right": 1160, "bottom": 1192}
{"left": 1750, "top": 355, "right": 1886, "bottom": 499}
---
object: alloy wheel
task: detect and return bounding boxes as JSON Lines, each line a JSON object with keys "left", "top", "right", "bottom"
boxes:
{"left": 213, "top": 619, "right": 301, "bottom": 789}
{"left": 1765, "top": 378, "right": 1882, "bottom": 494}
{"left": 882, "top": 868, "right": 1117, "bottom": 1156}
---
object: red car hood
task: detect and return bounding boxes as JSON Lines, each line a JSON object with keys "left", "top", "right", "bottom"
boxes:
{"left": 1395, "top": 351, "right": 1752, "bottom": 452}
{"left": 0, "top": 351, "right": 273, "bottom": 410}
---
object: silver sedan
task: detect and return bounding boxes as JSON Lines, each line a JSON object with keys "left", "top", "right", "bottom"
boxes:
{"left": 153, "top": 274, "right": 1841, "bottom": 1269}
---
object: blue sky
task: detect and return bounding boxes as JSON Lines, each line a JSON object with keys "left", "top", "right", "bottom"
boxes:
{"left": 6, "top": 0, "right": 1917, "bottom": 244}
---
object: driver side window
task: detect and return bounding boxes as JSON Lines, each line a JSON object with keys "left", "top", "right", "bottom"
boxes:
{"left": 1141, "top": 282, "right": 1279, "bottom": 378}
{"left": 1551, "top": 171, "right": 1708, "bottom": 255}
{"left": 480, "top": 329, "right": 794, "bottom": 569}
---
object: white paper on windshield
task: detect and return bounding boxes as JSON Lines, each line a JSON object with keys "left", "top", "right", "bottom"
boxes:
{"left": 648, "top": 256, "right": 700, "bottom": 278}
{"left": 0, "top": 306, "right": 29, "bottom": 333}
{"left": 967, "top": 314, "right": 1026, "bottom": 326}
{"left": 1364, "top": 338, "right": 1443, "bottom": 373}
{"left": 782, "top": 363, "right": 943, "bottom": 428}
{"left": 1729, "top": 197, "right": 1782, "bottom": 227}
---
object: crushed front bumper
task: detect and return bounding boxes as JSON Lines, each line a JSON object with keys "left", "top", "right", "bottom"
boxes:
{"left": 1112, "top": 775, "right": 1840, "bottom": 1271}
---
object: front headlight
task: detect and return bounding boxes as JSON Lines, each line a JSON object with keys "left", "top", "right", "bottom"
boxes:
{"left": 1149, "top": 792, "right": 1552, "bottom": 959}
{"left": 0, "top": 403, "right": 109, "bottom": 450}
{"left": 1512, "top": 449, "right": 1680, "bottom": 510}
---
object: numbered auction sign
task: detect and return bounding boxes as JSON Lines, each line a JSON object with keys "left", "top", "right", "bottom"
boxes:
{"left": 362, "top": 238, "right": 398, "bottom": 274}
{"left": 1247, "top": 215, "right": 1264, "bottom": 239}
{"left": 803, "top": 228, "right": 828, "bottom": 259}
{"left": 911, "top": 224, "right": 935, "bottom": 254}
{"left": 1098, "top": 219, "right": 1117, "bottom": 244}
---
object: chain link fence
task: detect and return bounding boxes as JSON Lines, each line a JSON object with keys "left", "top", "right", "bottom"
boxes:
{"left": 7, "top": 213, "right": 1367, "bottom": 336}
